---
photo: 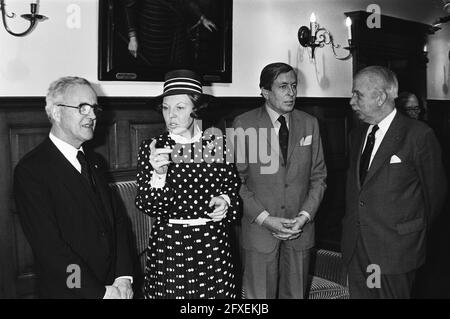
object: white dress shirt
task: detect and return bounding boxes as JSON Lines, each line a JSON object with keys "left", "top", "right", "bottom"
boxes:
{"left": 265, "top": 104, "right": 290, "bottom": 135}
{"left": 49, "top": 132, "right": 84, "bottom": 172}
{"left": 254, "top": 106, "right": 311, "bottom": 226}
{"left": 362, "top": 108, "right": 397, "bottom": 169}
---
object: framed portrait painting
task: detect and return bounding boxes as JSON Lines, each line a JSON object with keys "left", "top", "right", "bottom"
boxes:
{"left": 98, "top": 0, "right": 232, "bottom": 83}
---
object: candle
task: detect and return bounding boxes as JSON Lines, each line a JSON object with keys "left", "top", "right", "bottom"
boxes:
{"left": 310, "top": 12, "right": 317, "bottom": 35}
{"left": 345, "top": 17, "right": 352, "bottom": 40}
{"left": 423, "top": 45, "right": 428, "bottom": 52}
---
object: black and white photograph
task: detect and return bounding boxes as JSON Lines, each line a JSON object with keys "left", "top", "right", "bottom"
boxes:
{"left": 0, "top": 0, "right": 449, "bottom": 310}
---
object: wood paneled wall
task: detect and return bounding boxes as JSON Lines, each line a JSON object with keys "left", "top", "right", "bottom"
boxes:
{"left": 0, "top": 96, "right": 352, "bottom": 298}
{"left": 414, "top": 100, "right": 450, "bottom": 298}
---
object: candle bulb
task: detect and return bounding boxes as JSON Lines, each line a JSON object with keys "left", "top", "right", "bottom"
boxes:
{"left": 310, "top": 12, "right": 317, "bottom": 35}
{"left": 423, "top": 45, "right": 428, "bottom": 52}
{"left": 31, "top": 1, "right": 37, "bottom": 14}
{"left": 345, "top": 17, "right": 352, "bottom": 41}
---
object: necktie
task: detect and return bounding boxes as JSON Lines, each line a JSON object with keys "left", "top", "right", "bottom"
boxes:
{"left": 359, "top": 125, "right": 379, "bottom": 184}
{"left": 278, "top": 115, "right": 289, "bottom": 164}
{"left": 77, "top": 151, "right": 95, "bottom": 190}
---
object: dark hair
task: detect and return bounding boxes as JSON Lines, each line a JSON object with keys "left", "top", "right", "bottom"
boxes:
{"left": 187, "top": 93, "right": 210, "bottom": 119}
{"left": 396, "top": 92, "right": 418, "bottom": 107}
{"left": 395, "top": 91, "right": 423, "bottom": 119}
{"left": 156, "top": 93, "right": 210, "bottom": 119}
{"left": 259, "top": 62, "right": 295, "bottom": 90}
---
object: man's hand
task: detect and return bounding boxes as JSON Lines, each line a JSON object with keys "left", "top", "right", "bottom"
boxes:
{"left": 276, "top": 215, "right": 309, "bottom": 240}
{"left": 113, "top": 278, "right": 133, "bottom": 299}
{"left": 128, "top": 36, "right": 138, "bottom": 58}
{"left": 262, "top": 216, "right": 301, "bottom": 240}
{"left": 200, "top": 16, "right": 217, "bottom": 32}
{"left": 103, "top": 285, "right": 122, "bottom": 299}
{"left": 208, "top": 196, "right": 229, "bottom": 222}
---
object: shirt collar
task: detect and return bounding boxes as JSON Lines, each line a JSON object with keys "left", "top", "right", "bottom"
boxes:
{"left": 372, "top": 108, "right": 396, "bottom": 135}
{"left": 265, "top": 104, "right": 290, "bottom": 128}
{"left": 169, "top": 124, "right": 202, "bottom": 144}
{"left": 49, "top": 132, "right": 83, "bottom": 158}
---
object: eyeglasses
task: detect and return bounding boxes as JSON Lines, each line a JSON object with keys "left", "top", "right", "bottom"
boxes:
{"left": 57, "top": 103, "right": 103, "bottom": 115}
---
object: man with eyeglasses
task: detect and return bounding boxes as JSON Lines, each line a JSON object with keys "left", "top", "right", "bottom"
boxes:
{"left": 395, "top": 92, "right": 423, "bottom": 121}
{"left": 13, "top": 76, "right": 133, "bottom": 299}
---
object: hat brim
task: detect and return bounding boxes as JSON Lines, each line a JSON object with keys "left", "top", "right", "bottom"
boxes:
{"left": 153, "top": 89, "right": 214, "bottom": 103}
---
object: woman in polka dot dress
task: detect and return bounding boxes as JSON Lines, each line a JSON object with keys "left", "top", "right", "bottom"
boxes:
{"left": 135, "top": 69, "right": 241, "bottom": 299}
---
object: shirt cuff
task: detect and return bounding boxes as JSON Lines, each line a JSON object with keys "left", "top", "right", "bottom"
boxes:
{"left": 115, "top": 276, "right": 133, "bottom": 284}
{"left": 150, "top": 171, "right": 166, "bottom": 189}
{"left": 297, "top": 210, "right": 311, "bottom": 222}
{"left": 254, "top": 210, "right": 270, "bottom": 226}
{"left": 218, "top": 194, "right": 231, "bottom": 206}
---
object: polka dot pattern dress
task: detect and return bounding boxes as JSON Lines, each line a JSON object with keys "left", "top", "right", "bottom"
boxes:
{"left": 136, "top": 131, "right": 241, "bottom": 299}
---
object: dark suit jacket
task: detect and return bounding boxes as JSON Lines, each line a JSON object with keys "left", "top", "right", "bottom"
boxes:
{"left": 14, "top": 138, "right": 133, "bottom": 298}
{"left": 341, "top": 112, "right": 447, "bottom": 274}
{"left": 233, "top": 106, "right": 327, "bottom": 253}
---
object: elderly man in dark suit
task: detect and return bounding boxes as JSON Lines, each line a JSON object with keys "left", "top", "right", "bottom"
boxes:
{"left": 14, "top": 76, "right": 133, "bottom": 299}
{"left": 232, "top": 62, "right": 327, "bottom": 299}
{"left": 342, "top": 65, "right": 447, "bottom": 298}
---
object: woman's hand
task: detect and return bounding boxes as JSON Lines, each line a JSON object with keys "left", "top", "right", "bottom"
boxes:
{"left": 149, "top": 140, "right": 172, "bottom": 175}
{"left": 208, "top": 196, "right": 228, "bottom": 222}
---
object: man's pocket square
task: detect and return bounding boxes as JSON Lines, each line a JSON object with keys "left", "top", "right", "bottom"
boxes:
{"left": 300, "top": 135, "right": 312, "bottom": 146}
{"left": 390, "top": 155, "right": 402, "bottom": 163}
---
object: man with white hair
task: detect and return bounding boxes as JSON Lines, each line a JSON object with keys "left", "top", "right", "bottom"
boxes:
{"left": 14, "top": 76, "right": 133, "bottom": 299}
{"left": 342, "top": 66, "right": 447, "bottom": 298}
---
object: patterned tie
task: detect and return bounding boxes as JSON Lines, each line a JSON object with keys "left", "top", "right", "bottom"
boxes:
{"left": 77, "top": 151, "right": 95, "bottom": 190}
{"left": 278, "top": 115, "right": 289, "bottom": 164}
{"left": 359, "top": 125, "right": 379, "bottom": 184}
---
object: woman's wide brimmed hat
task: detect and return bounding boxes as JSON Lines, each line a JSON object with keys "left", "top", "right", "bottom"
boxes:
{"left": 157, "top": 69, "right": 213, "bottom": 100}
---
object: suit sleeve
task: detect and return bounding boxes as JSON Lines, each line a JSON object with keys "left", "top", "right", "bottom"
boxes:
{"left": 124, "top": 0, "right": 137, "bottom": 38}
{"left": 300, "top": 117, "right": 327, "bottom": 220}
{"left": 232, "top": 117, "right": 267, "bottom": 222}
{"left": 416, "top": 128, "right": 447, "bottom": 226}
{"left": 14, "top": 164, "right": 106, "bottom": 299}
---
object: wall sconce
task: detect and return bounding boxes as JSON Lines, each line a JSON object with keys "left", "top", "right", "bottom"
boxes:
{"left": 0, "top": 0, "right": 47, "bottom": 37}
{"left": 430, "top": 15, "right": 450, "bottom": 33}
{"left": 298, "top": 13, "right": 354, "bottom": 60}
